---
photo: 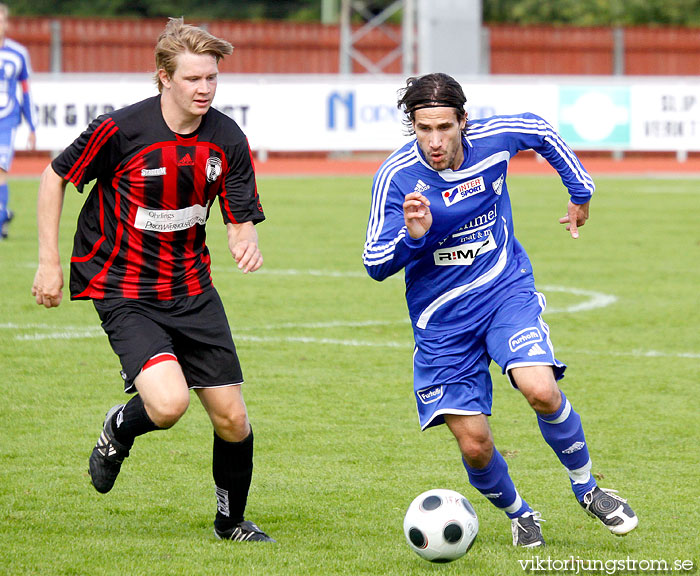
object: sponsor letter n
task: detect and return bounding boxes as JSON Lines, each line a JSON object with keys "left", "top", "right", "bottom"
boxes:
{"left": 327, "top": 91, "right": 355, "bottom": 130}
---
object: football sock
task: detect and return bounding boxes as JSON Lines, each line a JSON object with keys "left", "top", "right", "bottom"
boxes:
{"left": 463, "top": 449, "right": 531, "bottom": 519}
{"left": 213, "top": 428, "right": 254, "bottom": 530}
{"left": 110, "top": 394, "right": 160, "bottom": 448}
{"left": 537, "top": 390, "right": 597, "bottom": 501}
{"left": 0, "top": 182, "right": 8, "bottom": 224}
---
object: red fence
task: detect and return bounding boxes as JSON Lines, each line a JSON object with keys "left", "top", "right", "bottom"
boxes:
{"left": 490, "top": 26, "right": 615, "bottom": 75}
{"left": 8, "top": 17, "right": 700, "bottom": 75}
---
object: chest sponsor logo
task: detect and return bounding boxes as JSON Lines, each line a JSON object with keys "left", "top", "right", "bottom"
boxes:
{"left": 442, "top": 176, "right": 486, "bottom": 207}
{"left": 508, "top": 327, "right": 544, "bottom": 352}
{"left": 141, "top": 167, "right": 167, "bottom": 177}
{"left": 433, "top": 231, "right": 497, "bottom": 266}
{"left": 451, "top": 204, "right": 498, "bottom": 240}
{"left": 417, "top": 385, "right": 443, "bottom": 405}
{"left": 134, "top": 204, "right": 208, "bottom": 233}
{"left": 206, "top": 157, "right": 222, "bottom": 183}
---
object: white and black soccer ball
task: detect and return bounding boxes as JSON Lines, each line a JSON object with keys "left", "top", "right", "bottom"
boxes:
{"left": 403, "top": 489, "right": 478, "bottom": 563}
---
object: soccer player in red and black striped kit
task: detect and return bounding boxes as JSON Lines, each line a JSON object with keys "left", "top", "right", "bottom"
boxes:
{"left": 31, "top": 18, "right": 273, "bottom": 542}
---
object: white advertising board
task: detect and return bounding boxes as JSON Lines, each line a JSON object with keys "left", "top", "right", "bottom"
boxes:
{"left": 14, "top": 74, "right": 700, "bottom": 153}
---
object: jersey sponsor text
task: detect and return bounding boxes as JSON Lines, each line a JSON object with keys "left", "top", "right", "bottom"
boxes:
{"left": 134, "top": 204, "right": 208, "bottom": 233}
{"left": 509, "top": 327, "right": 544, "bottom": 352}
{"left": 442, "top": 176, "right": 486, "bottom": 207}
{"left": 433, "top": 231, "right": 497, "bottom": 266}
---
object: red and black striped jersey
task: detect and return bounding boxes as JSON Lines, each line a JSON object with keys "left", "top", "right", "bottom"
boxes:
{"left": 52, "top": 95, "right": 264, "bottom": 301}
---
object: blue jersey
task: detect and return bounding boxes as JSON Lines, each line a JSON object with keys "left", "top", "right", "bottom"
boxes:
{"left": 363, "top": 113, "right": 594, "bottom": 332}
{"left": 0, "top": 38, "right": 35, "bottom": 131}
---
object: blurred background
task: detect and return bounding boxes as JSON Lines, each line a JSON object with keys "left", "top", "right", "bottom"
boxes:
{"left": 7, "top": 0, "right": 700, "bottom": 166}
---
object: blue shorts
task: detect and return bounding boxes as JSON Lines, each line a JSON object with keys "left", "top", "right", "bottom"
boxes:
{"left": 0, "top": 127, "right": 17, "bottom": 172}
{"left": 412, "top": 290, "right": 566, "bottom": 430}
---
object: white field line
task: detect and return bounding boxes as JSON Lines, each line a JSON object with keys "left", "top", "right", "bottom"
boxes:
{"left": 8, "top": 325, "right": 700, "bottom": 359}
{"left": 6, "top": 323, "right": 699, "bottom": 359}
{"left": 4, "top": 270, "right": 696, "bottom": 359}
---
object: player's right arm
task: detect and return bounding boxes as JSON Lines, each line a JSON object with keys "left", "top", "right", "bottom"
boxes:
{"left": 32, "top": 165, "right": 68, "bottom": 308}
{"left": 403, "top": 191, "right": 432, "bottom": 239}
{"left": 363, "top": 176, "right": 429, "bottom": 281}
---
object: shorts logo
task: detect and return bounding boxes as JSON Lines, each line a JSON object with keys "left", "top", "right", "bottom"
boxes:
{"left": 562, "top": 441, "right": 585, "bottom": 455}
{"left": 417, "top": 385, "right": 443, "bottom": 404}
{"left": 442, "top": 176, "right": 486, "bottom": 207}
{"left": 433, "top": 232, "right": 497, "bottom": 266}
{"left": 527, "top": 343, "right": 547, "bottom": 356}
{"left": 206, "top": 157, "right": 222, "bottom": 183}
{"left": 509, "top": 327, "right": 543, "bottom": 352}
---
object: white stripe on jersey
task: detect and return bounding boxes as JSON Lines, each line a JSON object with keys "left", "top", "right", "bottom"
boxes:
{"left": 363, "top": 146, "right": 419, "bottom": 265}
{"left": 416, "top": 218, "right": 510, "bottom": 329}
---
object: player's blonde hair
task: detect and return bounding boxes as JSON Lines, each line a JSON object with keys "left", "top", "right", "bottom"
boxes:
{"left": 154, "top": 17, "right": 233, "bottom": 93}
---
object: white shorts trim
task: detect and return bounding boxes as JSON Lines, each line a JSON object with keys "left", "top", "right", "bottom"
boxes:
{"left": 505, "top": 361, "right": 557, "bottom": 387}
{"left": 421, "top": 407, "right": 483, "bottom": 431}
{"left": 189, "top": 380, "right": 244, "bottom": 389}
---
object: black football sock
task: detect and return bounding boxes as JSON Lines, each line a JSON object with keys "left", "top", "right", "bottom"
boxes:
{"left": 110, "top": 394, "right": 160, "bottom": 448}
{"left": 213, "top": 428, "right": 254, "bottom": 531}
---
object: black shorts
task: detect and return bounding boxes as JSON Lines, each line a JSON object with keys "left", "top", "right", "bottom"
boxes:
{"left": 93, "top": 289, "right": 243, "bottom": 393}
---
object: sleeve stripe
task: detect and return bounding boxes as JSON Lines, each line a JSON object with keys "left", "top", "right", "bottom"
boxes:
{"left": 365, "top": 146, "right": 418, "bottom": 243}
{"left": 469, "top": 117, "right": 594, "bottom": 195}
{"left": 65, "top": 119, "right": 119, "bottom": 185}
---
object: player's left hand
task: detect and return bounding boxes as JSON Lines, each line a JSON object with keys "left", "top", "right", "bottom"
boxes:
{"left": 559, "top": 200, "right": 590, "bottom": 239}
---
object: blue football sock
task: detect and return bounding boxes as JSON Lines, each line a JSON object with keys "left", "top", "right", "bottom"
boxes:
{"left": 537, "top": 390, "right": 597, "bottom": 500}
{"left": 0, "top": 182, "right": 8, "bottom": 225}
{"left": 463, "top": 449, "right": 531, "bottom": 519}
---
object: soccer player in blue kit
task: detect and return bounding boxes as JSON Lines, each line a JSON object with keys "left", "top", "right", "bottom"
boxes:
{"left": 363, "top": 73, "right": 637, "bottom": 547}
{"left": 0, "top": 3, "right": 37, "bottom": 240}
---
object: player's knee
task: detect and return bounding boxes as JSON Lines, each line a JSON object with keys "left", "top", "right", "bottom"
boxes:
{"left": 148, "top": 393, "right": 190, "bottom": 428}
{"left": 458, "top": 434, "right": 493, "bottom": 468}
{"left": 214, "top": 408, "right": 250, "bottom": 442}
{"left": 525, "top": 382, "right": 561, "bottom": 414}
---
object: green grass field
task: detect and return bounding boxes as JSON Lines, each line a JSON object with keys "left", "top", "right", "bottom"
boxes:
{"left": 1, "top": 173, "right": 698, "bottom": 575}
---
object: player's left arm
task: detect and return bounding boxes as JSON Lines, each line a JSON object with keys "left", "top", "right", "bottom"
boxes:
{"left": 20, "top": 79, "right": 37, "bottom": 149}
{"left": 510, "top": 112, "right": 594, "bottom": 239}
{"left": 226, "top": 221, "right": 262, "bottom": 274}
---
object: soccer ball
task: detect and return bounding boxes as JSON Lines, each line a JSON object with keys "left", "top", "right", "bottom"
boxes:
{"left": 403, "top": 489, "right": 478, "bottom": 563}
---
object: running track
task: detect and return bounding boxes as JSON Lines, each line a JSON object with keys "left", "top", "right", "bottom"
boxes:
{"left": 11, "top": 151, "right": 700, "bottom": 177}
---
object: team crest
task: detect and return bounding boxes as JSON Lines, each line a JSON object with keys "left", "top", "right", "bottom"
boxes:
{"left": 206, "top": 156, "right": 222, "bottom": 183}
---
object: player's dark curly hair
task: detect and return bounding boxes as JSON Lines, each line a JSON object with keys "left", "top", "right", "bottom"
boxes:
{"left": 397, "top": 73, "right": 468, "bottom": 136}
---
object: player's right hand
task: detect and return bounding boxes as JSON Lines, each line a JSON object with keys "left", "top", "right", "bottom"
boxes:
{"left": 403, "top": 191, "right": 433, "bottom": 239}
{"left": 31, "top": 264, "right": 64, "bottom": 308}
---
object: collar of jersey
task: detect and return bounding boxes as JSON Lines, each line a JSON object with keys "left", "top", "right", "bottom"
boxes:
{"left": 412, "top": 137, "right": 508, "bottom": 182}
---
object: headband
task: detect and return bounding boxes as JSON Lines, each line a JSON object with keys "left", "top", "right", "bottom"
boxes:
{"left": 409, "top": 100, "right": 463, "bottom": 112}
